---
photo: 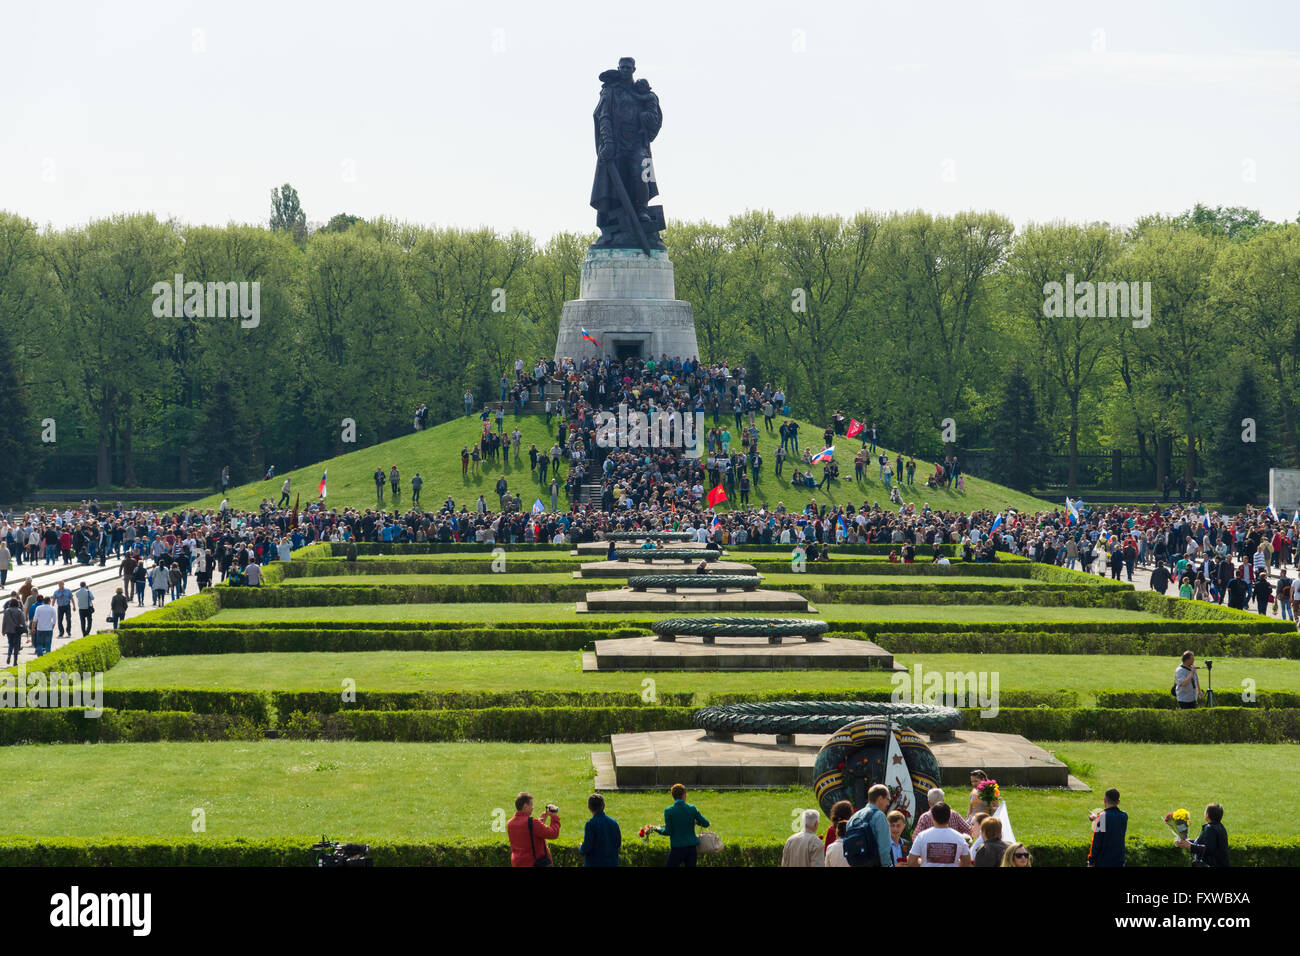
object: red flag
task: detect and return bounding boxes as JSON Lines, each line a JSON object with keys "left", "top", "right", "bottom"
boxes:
{"left": 707, "top": 484, "right": 727, "bottom": 508}
{"left": 846, "top": 419, "right": 864, "bottom": 439}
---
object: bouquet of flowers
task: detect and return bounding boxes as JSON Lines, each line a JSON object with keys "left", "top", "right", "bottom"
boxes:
{"left": 1162, "top": 808, "right": 1191, "bottom": 841}
{"left": 975, "top": 779, "right": 1001, "bottom": 807}
{"left": 637, "top": 824, "right": 661, "bottom": 843}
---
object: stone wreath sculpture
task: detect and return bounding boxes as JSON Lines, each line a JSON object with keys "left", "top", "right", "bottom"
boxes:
{"left": 691, "top": 700, "right": 961, "bottom": 736}
{"left": 611, "top": 548, "right": 720, "bottom": 563}
{"left": 605, "top": 531, "right": 694, "bottom": 541}
{"left": 651, "top": 616, "right": 829, "bottom": 643}
{"left": 628, "top": 575, "right": 761, "bottom": 593}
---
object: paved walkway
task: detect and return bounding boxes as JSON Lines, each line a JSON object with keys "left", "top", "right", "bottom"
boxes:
{"left": 2, "top": 555, "right": 196, "bottom": 665}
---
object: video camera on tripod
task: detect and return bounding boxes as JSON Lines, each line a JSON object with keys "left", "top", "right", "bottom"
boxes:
{"left": 311, "top": 835, "right": 372, "bottom": 867}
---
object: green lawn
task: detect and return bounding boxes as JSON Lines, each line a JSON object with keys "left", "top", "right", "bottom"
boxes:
{"left": 101, "top": 652, "right": 1300, "bottom": 703}
{"left": 187, "top": 411, "right": 1052, "bottom": 515}
{"left": 0, "top": 740, "right": 1285, "bottom": 844}
{"left": 208, "top": 602, "right": 1163, "bottom": 625}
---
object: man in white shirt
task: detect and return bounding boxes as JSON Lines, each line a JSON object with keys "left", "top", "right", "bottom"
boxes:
{"left": 32, "top": 597, "right": 57, "bottom": 657}
{"left": 781, "top": 809, "right": 826, "bottom": 867}
{"left": 907, "top": 803, "right": 972, "bottom": 867}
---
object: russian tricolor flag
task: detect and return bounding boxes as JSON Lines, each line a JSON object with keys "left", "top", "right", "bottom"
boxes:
{"left": 990, "top": 513, "right": 1003, "bottom": 535}
{"left": 581, "top": 328, "right": 601, "bottom": 347}
{"left": 810, "top": 446, "right": 835, "bottom": 464}
{"left": 1266, "top": 503, "right": 1278, "bottom": 521}
{"left": 317, "top": 469, "right": 328, "bottom": 498}
{"left": 1202, "top": 513, "right": 1211, "bottom": 532}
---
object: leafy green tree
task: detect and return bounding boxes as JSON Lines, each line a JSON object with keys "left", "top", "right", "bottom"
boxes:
{"left": 0, "top": 324, "right": 40, "bottom": 503}
{"left": 270, "top": 183, "right": 307, "bottom": 244}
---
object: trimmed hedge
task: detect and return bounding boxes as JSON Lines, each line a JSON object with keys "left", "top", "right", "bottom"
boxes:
{"left": 707, "top": 688, "right": 1080, "bottom": 708}
{"left": 272, "top": 690, "right": 693, "bottom": 713}
{"left": 1095, "top": 689, "right": 1300, "bottom": 710}
{"left": 335, "top": 542, "right": 575, "bottom": 555}
{"left": 1, "top": 631, "right": 122, "bottom": 677}
{"left": 0, "top": 709, "right": 265, "bottom": 745}
{"left": 1134, "top": 591, "right": 1294, "bottom": 632}
{"left": 965, "top": 707, "right": 1300, "bottom": 743}
{"left": 277, "top": 559, "right": 582, "bottom": 577}
{"left": 0, "top": 836, "right": 1290, "bottom": 866}
{"left": 116, "top": 627, "right": 645, "bottom": 655}
{"left": 1029, "top": 564, "right": 1134, "bottom": 588}
{"left": 124, "top": 592, "right": 221, "bottom": 625}
{"left": 101, "top": 689, "right": 272, "bottom": 720}
{"left": 824, "top": 617, "right": 1289, "bottom": 636}
{"left": 213, "top": 583, "right": 601, "bottom": 606}
{"left": 811, "top": 586, "right": 1134, "bottom": 608}
{"left": 279, "top": 706, "right": 695, "bottom": 742}
{"left": 872, "top": 630, "right": 1300, "bottom": 658}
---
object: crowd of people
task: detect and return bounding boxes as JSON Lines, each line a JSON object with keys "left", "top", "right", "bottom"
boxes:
{"left": 503, "top": 773, "right": 1228, "bottom": 867}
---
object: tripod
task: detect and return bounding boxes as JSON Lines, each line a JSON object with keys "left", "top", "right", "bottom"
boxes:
{"left": 1204, "top": 659, "right": 1215, "bottom": 708}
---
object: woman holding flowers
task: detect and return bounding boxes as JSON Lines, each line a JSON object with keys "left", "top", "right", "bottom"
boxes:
{"left": 967, "top": 770, "right": 1000, "bottom": 824}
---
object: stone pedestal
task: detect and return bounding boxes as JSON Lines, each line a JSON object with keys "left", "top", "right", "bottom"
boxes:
{"left": 554, "top": 248, "right": 699, "bottom": 362}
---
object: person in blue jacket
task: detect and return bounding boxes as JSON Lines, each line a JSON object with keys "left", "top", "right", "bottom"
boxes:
{"left": 578, "top": 793, "right": 621, "bottom": 867}
{"left": 656, "top": 783, "right": 710, "bottom": 867}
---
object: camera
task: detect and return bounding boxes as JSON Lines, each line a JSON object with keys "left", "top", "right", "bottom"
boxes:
{"left": 546, "top": 804, "right": 559, "bottom": 814}
{"left": 1205, "top": 659, "right": 1213, "bottom": 670}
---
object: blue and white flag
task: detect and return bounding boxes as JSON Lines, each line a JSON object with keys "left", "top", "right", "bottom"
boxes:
{"left": 532, "top": 498, "right": 545, "bottom": 514}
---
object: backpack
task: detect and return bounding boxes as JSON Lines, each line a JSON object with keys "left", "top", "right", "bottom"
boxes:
{"left": 841, "top": 805, "right": 882, "bottom": 867}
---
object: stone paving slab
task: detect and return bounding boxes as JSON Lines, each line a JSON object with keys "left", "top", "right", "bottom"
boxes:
{"left": 582, "top": 588, "right": 807, "bottom": 613}
{"left": 600, "top": 728, "right": 1074, "bottom": 790}
{"left": 587, "top": 634, "right": 896, "bottom": 671}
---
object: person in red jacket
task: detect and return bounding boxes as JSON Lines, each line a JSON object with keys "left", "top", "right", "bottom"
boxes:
{"left": 507, "top": 792, "right": 560, "bottom": 867}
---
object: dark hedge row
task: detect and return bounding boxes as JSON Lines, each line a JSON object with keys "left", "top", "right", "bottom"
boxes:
{"left": 0, "top": 837, "right": 1290, "bottom": 866}
{"left": 1, "top": 631, "right": 122, "bottom": 677}
{"left": 278, "top": 706, "right": 695, "bottom": 742}
{"left": 1095, "top": 690, "right": 1300, "bottom": 709}
{"left": 272, "top": 690, "right": 694, "bottom": 713}
{"left": 812, "top": 586, "right": 1134, "bottom": 608}
{"left": 706, "top": 689, "right": 1080, "bottom": 708}
{"left": 964, "top": 707, "right": 1300, "bottom": 743}
{"left": 116, "top": 627, "right": 645, "bottom": 655}
{"left": 214, "top": 584, "right": 600, "bottom": 606}
{"left": 0, "top": 709, "right": 264, "bottom": 745}
{"left": 871, "top": 630, "right": 1300, "bottom": 658}
{"left": 278, "top": 559, "right": 581, "bottom": 577}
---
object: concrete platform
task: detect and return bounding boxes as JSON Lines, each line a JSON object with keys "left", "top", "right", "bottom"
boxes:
{"left": 575, "top": 560, "right": 756, "bottom": 578}
{"left": 586, "top": 634, "right": 896, "bottom": 670}
{"left": 580, "top": 588, "right": 809, "bottom": 613}
{"left": 597, "top": 728, "right": 1077, "bottom": 790}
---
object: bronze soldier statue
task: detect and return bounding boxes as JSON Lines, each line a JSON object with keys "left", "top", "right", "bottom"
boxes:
{"left": 589, "top": 57, "right": 666, "bottom": 253}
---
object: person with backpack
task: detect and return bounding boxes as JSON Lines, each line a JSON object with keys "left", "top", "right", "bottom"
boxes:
{"left": 841, "top": 783, "right": 894, "bottom": 868}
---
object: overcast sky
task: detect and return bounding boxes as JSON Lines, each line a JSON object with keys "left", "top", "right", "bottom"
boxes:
{"left": 2, "top": 0, "right": 1296, "bottom": 237}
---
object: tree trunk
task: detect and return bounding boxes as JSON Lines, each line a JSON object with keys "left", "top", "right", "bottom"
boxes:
{"left": 1067, "top": 395, "right": 1080, "bottom": 492}
{"left": 122, "top": 416, "right": 136, "bottom": 489}
{"left": 1155, "top": 435, "right": 1171, "bottom": 494}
